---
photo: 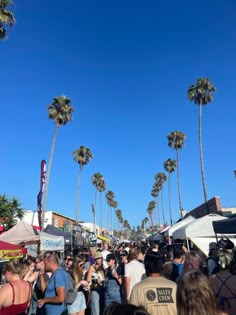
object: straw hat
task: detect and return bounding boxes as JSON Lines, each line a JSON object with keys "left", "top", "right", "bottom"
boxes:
{"left": 94, "top": 251, "right": 103, "bottom": 260}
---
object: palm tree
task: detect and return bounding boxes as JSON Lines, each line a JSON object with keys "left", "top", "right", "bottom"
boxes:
{"left": 91, "top": 172, "right": 106, "bottom": 234}
{"left": 0, "top": 0, "right": 15, "bottom": 40}
{"left": 73, "top": 146, "right": 93, "bottom": 222}
{"left": 105, "top": 190, "right": 114, "bottom": 232}
{"left": 111, "top": 199, "right": 118, "bottom": 234}
{"left": 151, "top": 185, "right": 160, "bottom": 229}
{"left": 167, "top": 130, "right": 186, "bottom": 219}
{"left": 188, "top": 78, "right": 216, "bottom": 205}
{"left": 42, "top": 95, "right": 75, "bottom": 228}
{"left": 164, "top": 158, "right": 177, "bottom": 226}
{"left": 154, "top": 173, "right": 167, "bottom": 226}
{"left": 147, "top": 201, "right": 156, "bottom": 233}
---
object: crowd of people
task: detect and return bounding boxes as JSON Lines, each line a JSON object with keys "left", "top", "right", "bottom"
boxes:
{"left": 0, "top": 239, "right": 235, "bottom": 315}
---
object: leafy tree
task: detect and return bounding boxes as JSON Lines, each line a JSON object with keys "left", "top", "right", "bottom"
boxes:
{"left": 0, "top": 0, "right": 15, "bottom": 40}
{"left": 105, "top": 190, "right": 115, "bottom": 233}
{"left": 167, "top": 130, "right": 186, "bottom": 219}
{"left": 164, "top": 158, "right": 177, "bottom": 225}
{"left": 42, "top": 95, "right": 75, "bottom": 226}
{"left": 188, "top": 78, "right": 216, "bottom": 204}
{"left": 73, "top": 146, "right": 93, "bottom": 222}
{"left": 0, "top": 194, "right": 24, "bottom": 231}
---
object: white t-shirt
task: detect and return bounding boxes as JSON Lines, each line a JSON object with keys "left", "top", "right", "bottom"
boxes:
{"left": 125, "top": 260, "right": 146, "bottom": 299}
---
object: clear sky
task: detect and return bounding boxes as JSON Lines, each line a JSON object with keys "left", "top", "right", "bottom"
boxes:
{"left": 1, "top": 0, "right": 236, "bottom": 229}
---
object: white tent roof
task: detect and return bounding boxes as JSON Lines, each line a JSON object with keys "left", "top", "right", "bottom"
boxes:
{"left": 172, "top": 214, "right": 226, "bottom": 240}
{"left": 168, "top": 216, "right": 196, "bottom": 237}
{"left": 0, "top": 221, "right": 40, "bottom": 245}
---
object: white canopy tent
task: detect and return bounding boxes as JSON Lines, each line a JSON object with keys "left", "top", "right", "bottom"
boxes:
{"left": 172, "top": 214, "right": 228, "bottom": 256}
{"left": 0, "top": 221, "right": 40, "bottom": 245}
{"left": 167, "top": 216, "right": 196, "bottom": 237}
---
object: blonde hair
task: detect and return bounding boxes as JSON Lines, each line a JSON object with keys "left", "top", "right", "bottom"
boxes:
{"left": 71, "top": 255, "right": 85, "bottom": 285}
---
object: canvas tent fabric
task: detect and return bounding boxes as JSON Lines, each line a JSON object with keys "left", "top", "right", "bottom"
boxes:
{"left": 44, "top": 224, "right": 71, "bottom": 244}
{"left": 213, "top": 217, "right": 236, "bottom": 234}
{"left": 168, "top": 216, "right": 196, "bottom": 237}
{"left": 172, "top": 214, "right": 226, "bottom": 240}
{"left": 40, "top": 231, "right": 64, "bottom": 251}
{"left": 0, "top": 240, "right": 27, "bottom": 259}
{"left": 172, "top": 214, "right": 228, "bottom": 256}
{"left": 0, "top": 221, "right": 40, "bottom": 245}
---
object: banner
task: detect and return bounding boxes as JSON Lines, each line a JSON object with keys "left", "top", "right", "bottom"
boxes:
{"left": 40, "top": 234, "right": 64, "bottom": 251}
{"left": 0, "top": 250, "right": 23, "bottom": 260}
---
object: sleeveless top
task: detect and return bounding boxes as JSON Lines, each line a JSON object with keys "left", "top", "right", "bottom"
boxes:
{"left": 0, "top": 281, "right": 32, "bottom": 315}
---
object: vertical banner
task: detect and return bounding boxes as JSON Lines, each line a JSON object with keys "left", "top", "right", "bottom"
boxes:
{"left": 37, "top": 160, "right": 46, "bottom": 231}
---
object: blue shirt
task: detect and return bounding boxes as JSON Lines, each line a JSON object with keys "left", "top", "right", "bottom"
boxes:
{"left": 44, "top": 267, "right": 68, "bottom": 315}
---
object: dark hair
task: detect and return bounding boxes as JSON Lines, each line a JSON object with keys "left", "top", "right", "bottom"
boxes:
{"left": 144, "top": 251, "right": 163, "bottom": 276}
{"left": 103, "top": 302, "right": 150, "bottom": 315}
{"left": 177, "top": 270, "right": 218, "bottom": 315}
{"left": 173, "top": 244, "right": 184, "bottom": 259}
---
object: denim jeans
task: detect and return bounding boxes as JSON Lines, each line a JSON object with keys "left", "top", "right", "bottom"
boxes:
{"left": 90, "top": 289, "right": 104, "bottom": 315}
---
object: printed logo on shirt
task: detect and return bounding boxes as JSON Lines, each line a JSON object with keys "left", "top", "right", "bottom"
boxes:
{"left": 146, "top": 290, "right": 156, "bottom": 302}
{"left": 156, "top": 288, "right": 174, "bottom": 303}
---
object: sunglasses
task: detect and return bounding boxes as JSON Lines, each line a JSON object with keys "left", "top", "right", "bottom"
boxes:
{"left": 79, "top": 263, "right": 85, "bottom": 268}
{"left": 120, "top": 254, "right": 127, "bottom": 257}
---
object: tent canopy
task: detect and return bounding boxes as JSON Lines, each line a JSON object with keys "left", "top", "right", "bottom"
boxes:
{"left": 168, "top": 216, "right": 196, "bottom": 237}
{"left": 44, "top": 225, "right": 71, "bottom": 244}
{"left": 0, "top": 221, "right": 40, "bottom": 245}
{"left": 172, "top": 214, "right": 226, "bottom": 240}
{"left": 213, "top": 217, "right": 236, "bottom": 234}
{"left": 0, "top": 240, "right": 27, "bottom": 260}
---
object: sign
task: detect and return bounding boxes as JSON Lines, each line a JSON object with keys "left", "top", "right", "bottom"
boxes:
{"left": 25, "top": 244, "right": 38, "bottom": 258}
{"left": 0, "top": 250, "right": 23, "bottom": 260}
{"left": 40, "top": 234, "right": 64, "bottom": 251}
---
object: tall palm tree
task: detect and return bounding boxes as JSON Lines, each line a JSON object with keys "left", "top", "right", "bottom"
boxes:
{"left": 73, "top": 146, "right": 93, "bottom": 222}
{"left": 151, "top": 185, "right": 160, "bottom": 228}
{"left": 42, "top": 95, "right": 75, "bottom": 228}
{"left": 147, "top": 200, "right": 156, "bottom": 232}
{"left": 188, "top": 78, "right": 216, "bottom": 205}
{"left": 111, "top": 199, "right": 118, "bottom": 234}
{"left": 154, "top": 173, "right": 167, "bottom": 226}
{"left": 105, "top": 190, "right": 114, "bottom": 232}
{"left": 0, "top": 0, "right": 15, "bottom": 40}
{"left": 167, "top": 130, "right": 186, "bottom": 219}
{"left": 91, "top": 172, "right": 106, "bottom": 234}
{"left": 164, "top": 158, "right": 177, "bottom": 226}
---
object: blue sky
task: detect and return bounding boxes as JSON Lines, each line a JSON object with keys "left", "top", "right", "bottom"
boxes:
{"left": 1, "top": 0, "right": 236, "bottom": 229}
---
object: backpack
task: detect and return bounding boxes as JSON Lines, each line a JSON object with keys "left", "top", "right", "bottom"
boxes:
{"left": 66, "top": 273, "right": 78, "bottom": 305}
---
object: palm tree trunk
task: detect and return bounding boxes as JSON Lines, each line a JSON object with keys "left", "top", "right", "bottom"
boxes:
{"left": 76, "top": 167, "right": 82, "bottom": 223}
{"left": 93, "top": 189, "right": 97, "bottom": 233}
{"left": 176, "top": 149, "right": 183, "bottom": 219}
{"left": 168, "top": 173, "right": 173, "bottom": 226}
{"left": 199, "top": 103, "right": 208, "bottom": 205}
{"left": 100, "top": 192, "right": 102, "bottom": 235}
{"left": 156, "top": 197, "right": 160, "bottom": 230}
{"left": 42, "top": 125, "right": 59, "bottom": 229}
{"left": 161, "top": 189, "right": 165, "bottom": 227}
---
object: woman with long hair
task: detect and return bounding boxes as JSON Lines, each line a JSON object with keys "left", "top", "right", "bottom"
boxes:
{"left": 87, "top": 252, "right": 105, "bottom": 315}
{"left": 0, "top": 261, "right": 32, "bottom": 315}
{"left": 67, "top": 255, "right": 88, "bottom": 315}
{"left": 177, "top": 269, "right": 227, "bottom": 315}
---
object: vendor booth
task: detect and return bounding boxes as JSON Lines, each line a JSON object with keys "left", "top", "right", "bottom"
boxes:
{"left": 172, "top": 214, "right": 229, "bottom": 256}
{"left": 0, "top": 240, "right": 27, "bottom": 260}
